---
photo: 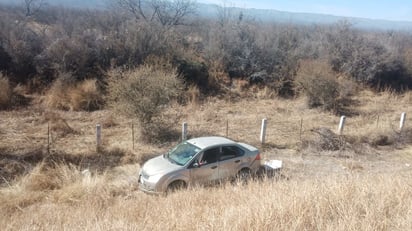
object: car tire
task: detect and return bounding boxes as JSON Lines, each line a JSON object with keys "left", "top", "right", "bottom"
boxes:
{"left": 235, "top": 168, "right": 252, "bottom": 184}
{"left": 166, "top": 180, "right": 187, "bottom": 194}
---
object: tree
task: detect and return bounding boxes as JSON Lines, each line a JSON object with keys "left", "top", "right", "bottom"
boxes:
{"left": 23, "top": 0, "right": 46, "bottom": 17}
{"left": 116, "top": 0, "right": 196, "bottom": 27}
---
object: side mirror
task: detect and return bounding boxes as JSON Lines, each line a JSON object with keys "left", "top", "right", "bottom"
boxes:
{"left": 192, "top": 162, "right": 200, "bottom": 168}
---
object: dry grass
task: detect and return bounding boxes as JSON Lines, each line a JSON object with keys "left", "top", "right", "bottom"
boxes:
{"left": 44, "top": 77, "right": 103, "bottom": 111}
{"left": 1, "top": 89, "right": 412, "bottom": 230}
{"left": 0, "top": 169, "right": 411, "bottom": 230}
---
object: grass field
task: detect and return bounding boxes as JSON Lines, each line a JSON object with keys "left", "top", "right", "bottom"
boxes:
{"left": 1, "top": 90, "right": 412, "bottom": 230}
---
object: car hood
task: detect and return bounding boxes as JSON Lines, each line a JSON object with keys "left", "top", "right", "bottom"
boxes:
{"left": 142, "top": 155, "right": 182, "bottom": 176}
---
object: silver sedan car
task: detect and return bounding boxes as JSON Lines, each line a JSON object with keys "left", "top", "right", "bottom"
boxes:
{"left": 138, "top": 136, "right": 262, "bottom": 194}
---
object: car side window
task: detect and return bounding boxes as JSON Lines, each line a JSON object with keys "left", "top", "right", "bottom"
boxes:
{"left": 220, "top": 146, "right": 245, "bottom": 161}
{"left": 200, "top": 147, "right": 220, "bottom": 165}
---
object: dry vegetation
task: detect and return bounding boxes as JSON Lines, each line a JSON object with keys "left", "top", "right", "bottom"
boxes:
{"left": 44, "top": 77, "right": 103, "bottom": 111}
{"left": 1, "top": 89, "right": 412, "bottom": 230}
{"left": 1, "top": 1, "right": 412, "bottom": 230}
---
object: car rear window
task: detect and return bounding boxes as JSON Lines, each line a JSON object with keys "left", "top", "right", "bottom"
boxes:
{"left": 220, "top": 146, "right": 245, "bottom": 161}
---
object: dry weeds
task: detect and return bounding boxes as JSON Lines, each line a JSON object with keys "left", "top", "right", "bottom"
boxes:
{"left": 0, "top": 170, "right": 411, "bottom": 230}
{"left": 0, "top": 89, "right": 412, "bottom": 230}
{"left": 44, "top": 77, "right": 103, "bottom": 111}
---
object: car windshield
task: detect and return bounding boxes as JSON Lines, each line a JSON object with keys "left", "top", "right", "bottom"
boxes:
{"left": 168, "top": 142, "right": 201, "bottom": 166}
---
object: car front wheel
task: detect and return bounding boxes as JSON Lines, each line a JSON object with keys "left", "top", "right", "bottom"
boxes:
{"left": 166, "top": 180, "right": 187, "bottom": 194}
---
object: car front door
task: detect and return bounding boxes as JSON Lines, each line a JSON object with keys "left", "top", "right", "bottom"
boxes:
{"left": 189, "top": 147, "right": 220, "bottom": 186}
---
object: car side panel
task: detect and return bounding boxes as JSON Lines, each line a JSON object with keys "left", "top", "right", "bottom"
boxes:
{"left": 157, "top": 170, "right": 191, "bottom": 192}
{"left": 218, "top": 156, "right": 243, "bottom": 179}
{"left": 189, "top": 163, "right": 219, "bottom": 186}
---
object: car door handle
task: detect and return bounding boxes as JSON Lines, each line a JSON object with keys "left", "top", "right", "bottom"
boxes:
{"left": 235, "top": 160, "right": 240, "bottom": 163}
{"left": 211, "top": 166, "right": 217, "bottom": 169}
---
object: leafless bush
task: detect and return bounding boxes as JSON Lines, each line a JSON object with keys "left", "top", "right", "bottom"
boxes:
{"left": 115, "top": 0, "right": 196, "bottom": 27}
{"left": 296, "top": 60, "right": 355, "bottom": 114}
{"left": 108, "top": 64, "right": 183, "bottom": 142}
{"left": 327, "top": 21, "right": 412, "bottom": 91}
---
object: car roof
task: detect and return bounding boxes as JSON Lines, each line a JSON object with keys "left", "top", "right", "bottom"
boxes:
{"left": 187, "top": 136, "right": 236, "bottom": 149}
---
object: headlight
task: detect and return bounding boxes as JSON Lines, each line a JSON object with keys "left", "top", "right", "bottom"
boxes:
{"left": 147, "top": 173, "right": 163, "bottom": 183}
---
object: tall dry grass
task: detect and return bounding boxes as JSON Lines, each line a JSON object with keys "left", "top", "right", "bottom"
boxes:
{"left": 0, "top": 167, "right": 411, "bottom": 230}
{"left": 44, "top": 77, "right": 103, "bottom": 111}
{"left": 1, "top": 87, "right": 412, "bottom": 230}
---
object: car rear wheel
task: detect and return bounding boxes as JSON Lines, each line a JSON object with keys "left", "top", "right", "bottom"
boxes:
{"left": 235, "top": 168, "right": 252, "bottom": 184}
{"left": 166, "top": 180, "right": 187, "bottom": 194}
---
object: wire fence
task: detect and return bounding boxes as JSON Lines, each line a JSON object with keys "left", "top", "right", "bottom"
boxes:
{"left": 1, "top": 111, "right": 408, "bottom": 155}
{"left": 179, "top": 112, "right": 410, "bottom": 148}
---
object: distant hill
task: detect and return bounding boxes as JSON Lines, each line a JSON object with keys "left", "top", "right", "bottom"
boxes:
{"left": 0, "top": 0, "right": 106, "bottom": 9}
{"left": 196, "top": 3, "right": 412, "bottom": 31}
{"left": 1, "top": 0, "right": 412, "bottom": 31}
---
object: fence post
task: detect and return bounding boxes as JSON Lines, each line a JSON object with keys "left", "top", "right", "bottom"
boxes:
{"left": 299, "top": 118, "right": 303, "bottom": 143}
{"left": 96, "top": 124, "right": 101, "bottom": 152}
{"left": 400, "top": 112, "right": 406, "bottom": 132}
{"left": 47, "top": 122, "right": 50, "bottom": 154}
{"left": 260, "top": 118, "right": 267, "bottom": 144}
{"left": 226, "top": 119, "right": 229, "bottom": 137}
{"left": 182, "top": 122, "right": 188, "bottom": 141}
{"left": 132, "top": 123, "right": 135, "bottom": 150}
{"left": 376, "top": 115, "right": 380, "bottom": 129}
{"left": 338, "top": 116, "right": 346, "bottom": 135}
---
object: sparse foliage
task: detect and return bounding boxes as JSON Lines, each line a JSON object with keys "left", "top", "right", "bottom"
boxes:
{"left": 23, "top": 0, "right": 46, "bottom": 17}
{"left": 116, "top": 0, "right": 196, "bottom": 27}
{"left": 327, "top": 21, "right": 412, "bottom": 91}
{"left": 296, "top": 60, "right": 355, "bottom": 114}
{"left": 108, "top": 64, "right": 183, "bottom": 142}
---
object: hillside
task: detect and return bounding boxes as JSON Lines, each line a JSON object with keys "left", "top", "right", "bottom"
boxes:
{"left": 1, "top": 90, "right": 412, "bottom": 230}
{"left": 0, "top": 2, "right": 412, "bottom": 230}
{"left": 1, "top": 0, "right": 412, "bottom": 30}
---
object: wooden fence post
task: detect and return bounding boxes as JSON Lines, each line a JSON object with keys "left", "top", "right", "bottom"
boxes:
{"left": 182, "top": 122, "right": 188, "bottom": 141}
{"left": 47, "top": 122, "right": 50, "bottom": 154}
{"left": 226, "top": 120, "right": 229, "bottom": 137}
{"left": 260, "top": 118, "right": 267, "bottom": 144}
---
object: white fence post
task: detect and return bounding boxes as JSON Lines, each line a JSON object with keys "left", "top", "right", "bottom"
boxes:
{"left": 400, "top": 112, "right": 406, "bottom": 132}
{"left": 260, "top": 118, "right": 267, "bottom": 144}
{"left": 338, "top": 116, "right": 346, "bottom": 135}
{"left": 182, "top": 122, "right": 188, "bottom": 141}
{"left": 96, "top": 124, "right": 101, "bottom": 151}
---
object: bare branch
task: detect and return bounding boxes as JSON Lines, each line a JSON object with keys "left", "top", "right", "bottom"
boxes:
{"left": 116, "top": 0, "right": 148, "bottom": 21}
{"left": 115, "top": 0, "right": 196, "bottom": 26}
{"left": 23, "top": 0, "right": 46, "bottom": 17}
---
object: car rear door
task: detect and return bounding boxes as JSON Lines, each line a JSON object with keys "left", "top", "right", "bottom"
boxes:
{"left": 217, "top": 145, "right": 245, "bottom": 180}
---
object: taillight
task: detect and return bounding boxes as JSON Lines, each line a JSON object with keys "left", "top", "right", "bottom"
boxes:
{"left": 255, "top": 153, "right": 261, "bottom": 160}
